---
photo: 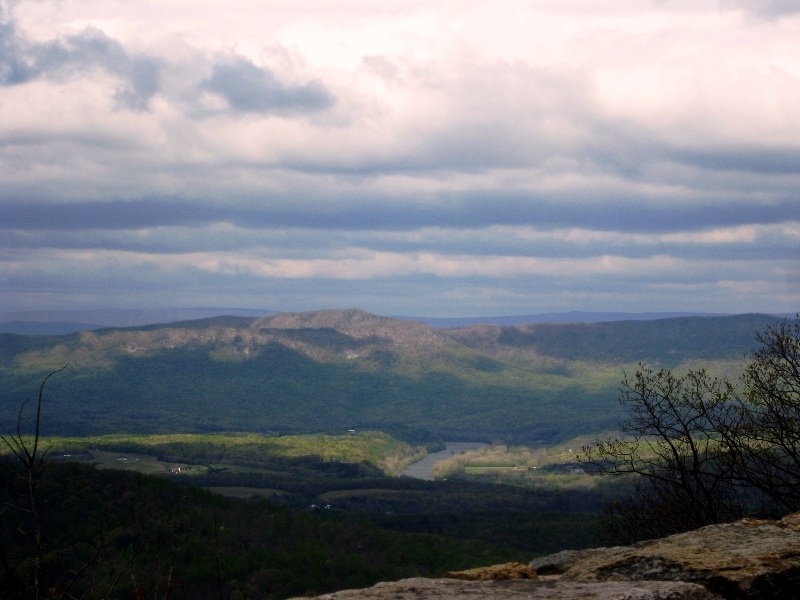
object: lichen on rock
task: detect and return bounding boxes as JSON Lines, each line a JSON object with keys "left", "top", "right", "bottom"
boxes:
{"left": 442, "top": 561, "right": 537, "bottom": 580}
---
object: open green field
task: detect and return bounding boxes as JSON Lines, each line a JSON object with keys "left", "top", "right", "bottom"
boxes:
{"left": 38, "top": 430, "right": 427, "bottom": 476}
{"left": 464, "top": 466, "right": 525, "bottom": 473}
{"left": 431, "top": 435, "right": 612, "bottom": 488}
{"left": 38, "top": 429, "right": 617, "bottom": 495}
{"left": 18, "top": 430, "right": 614, "bottom": 558}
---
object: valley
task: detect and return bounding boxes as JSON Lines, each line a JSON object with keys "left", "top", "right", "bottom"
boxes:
{"left": 1, "top": 310, "right": 795, "bottom": 599}
{"left": 401, "top": 442, "right": 489, "bottom": 480}
{"left": 28, "top": 429, "right": 615, "bottom": 555}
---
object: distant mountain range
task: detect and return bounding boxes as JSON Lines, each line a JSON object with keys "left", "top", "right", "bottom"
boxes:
{"left": 1, "top": 309, "right": 792, "bottom": 444}
{"left": 403, "top": 311, "right": 736, "bottom": 327}
{"left": 2, "top": 307, "right": 793, "bottom": 335}
{"left": 0, "top": 308, "right": 278, "bottom": 334}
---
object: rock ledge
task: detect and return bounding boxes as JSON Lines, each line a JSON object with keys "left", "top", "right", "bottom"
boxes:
{"left": 292, "top": 512, "right": 800, "bottom": 600}
{"left": 541, "top": 512, "right": 800, "bottom": 599}
{"left": 291, "top": 577, "right": 719, "bottom": 600}
{"left": 443, "top": 561, "right": 537, "bottom": 580}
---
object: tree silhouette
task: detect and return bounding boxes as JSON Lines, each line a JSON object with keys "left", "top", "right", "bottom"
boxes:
{"left": 582, "top": 317, "right": 800, "bottom": 543}
{"left": 1, "top": 366, "right": 140, "bottom": 600}
{"left": 1, "top": 366, "right": 68, "bottom": 600}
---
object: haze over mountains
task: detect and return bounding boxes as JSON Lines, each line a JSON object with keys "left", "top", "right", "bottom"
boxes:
{"left": 1, "top": 307, "right": 788, "bottom": 335}
{"left": 0, "top": 308, "right": 278, "bottom": 333}
{"left": 1, "top": 309, "right": 791, "bottom": 445}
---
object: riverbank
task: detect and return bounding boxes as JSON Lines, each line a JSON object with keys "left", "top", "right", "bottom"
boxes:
{"left": 401, "top": 442, "right": 489, "bottom": 480}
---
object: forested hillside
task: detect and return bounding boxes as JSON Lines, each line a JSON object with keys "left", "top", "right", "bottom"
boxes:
{"left": 0, "top": 461, "right": 528, "bottom": 600}
{"left": 448, "top": 314, "right": 780, "bottom": 366}
{"left": 0, "top": 310, "right": 789, "bottom": 444}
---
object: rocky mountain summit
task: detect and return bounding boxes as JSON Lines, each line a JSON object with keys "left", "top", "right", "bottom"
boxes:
{"left": 294, "top": 511, "right": 800, "bottom": 600}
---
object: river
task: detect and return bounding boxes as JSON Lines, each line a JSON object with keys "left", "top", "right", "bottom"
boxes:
{"left": 401, "top": 442, "right": 488, "bottom": 480}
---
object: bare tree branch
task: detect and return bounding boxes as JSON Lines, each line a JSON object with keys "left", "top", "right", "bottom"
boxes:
{"left": 582, "top": 317, "right": 800, "bottom": 543}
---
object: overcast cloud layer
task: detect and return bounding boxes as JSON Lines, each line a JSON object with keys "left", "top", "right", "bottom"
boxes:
{"left": 1, "top": 0, "right": 798, "bottom": 316}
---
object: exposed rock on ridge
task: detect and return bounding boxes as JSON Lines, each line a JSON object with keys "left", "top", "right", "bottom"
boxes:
{"left": 290, "top": 577, "right": 719, "bottom": 600}
{"left": 533, "top": 512, "right": 800, "bottom": 599}
{"left": 256, "top": 308, "right": 449, "bottom": 346}
{"left": 294, "top": 512, "right": 800, "bottom": 600}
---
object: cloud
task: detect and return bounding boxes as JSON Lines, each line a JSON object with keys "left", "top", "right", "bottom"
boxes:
{"left": 2, "top": 241, "right": 793, "bottom": 316}
{"left": 671, "top": 147, "right": 800, "bottom": 175}
{"left": 2, "top": 195, "right": 799, "bottom": 235}
{"left": 2, "top": 218, "right": 798, "bottom": 276}
{"left": 2, "top": 1, "right": 337, "bottom": 116}
{"left": 202, "top": 58, "right": 335, "bottom": 114}
{"left": 0, "top": 0, "right": 798, "bottom": 316}
{"left": 38, "top": 28, "right": 162, "bottom": 110}
{"left": 0, "top": 246, "right": 775, "bottom": 284}
{"left": 0, "top": 3, "right": 34, "bottom": 84}
{"left": 0, "top": 6, "right": 161, "bottom": 109}
{"left": 721, "top": 0, "right": 800, "bottom": 18}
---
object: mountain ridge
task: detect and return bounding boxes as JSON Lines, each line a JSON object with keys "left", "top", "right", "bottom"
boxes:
{"left": 4, "top": 307, "right": 793, "bottom": 335}
{"left": 0, "top": 310, "right": 793, "bottom": 444}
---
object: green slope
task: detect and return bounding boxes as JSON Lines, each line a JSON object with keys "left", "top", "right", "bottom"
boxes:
{"left": 447, "top": 313, "right": 786, "bottom": 367}
{"left": 0, "top": 310, "right": 791, "bottom": 444}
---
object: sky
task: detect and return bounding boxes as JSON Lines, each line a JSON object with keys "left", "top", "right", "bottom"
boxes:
{"left": 1, "top": 0, "right": 798, "bottom": 317}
